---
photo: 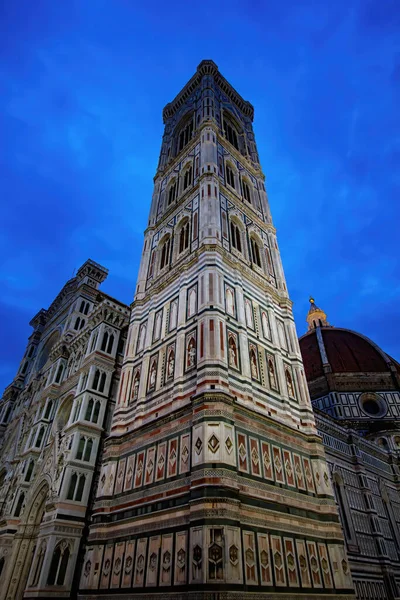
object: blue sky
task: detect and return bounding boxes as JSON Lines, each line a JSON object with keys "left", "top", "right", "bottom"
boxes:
{"left": 1, "top": 0, "right": 399, "bottom": 391}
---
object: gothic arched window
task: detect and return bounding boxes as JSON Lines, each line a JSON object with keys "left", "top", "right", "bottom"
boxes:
{"left": 14, "top": 492, "right": 25, "bottom": 517}
{"left": 226, "top": 164, "right": 235, "bottom": 188}
{"left": 35, "top": 425, "right": 46, "bottom": 448}
{"left": 179, "top": 221, "right": 190, "bottom": 254}
{"left": 25, "top": 460, "right": 34, "bottom": 482}
{"left": 243, "top": 180, "right": 251, "bottom": 203}
{"left": 168, "top": 180, "right": 177, "bottom": 206}
{"left": 177, "top": 116, "right": 194, "bottom": 154}
{"left": 31, "top": 541, "right": 46, "bottom": 586}
{"left": 92, "top": 369, "right": 100, "bottom": 390}
{"left": 230, "top": 221, "right": 242, "bottom": 253}
{"left": 160, "top": 236, "right": 171, "bottom": 270}
{"left": 55, "top": 363, "right": 64, "bottom": 384}
{"left": 101, "top": 331, "right": 109, "bottom": 352}
{"left": 98, "top": 372, "right": 107, "bottom": 393}
{"left": 107, "top": 334, "right": 114, "bottom": 354}
{"left": 250, "top": 237, "right": 262, "bottom": 268}
{"left": 47, "top": 542, "right": 70, "bottom": 586}
{"left": 183, "top": 166, "right": 192, "bottom": 190}
{"left": 223, "top": 119, "right": 239, "bottom": 150}
{"left": 74, "top": 317, "right": 81, "bottom": 330}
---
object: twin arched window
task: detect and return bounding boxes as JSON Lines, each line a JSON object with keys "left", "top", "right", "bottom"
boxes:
{"left": 47, "top": 542, "right": 70, "bottom": 586}
{"left": 76, "top": 436, "right": 93, "bottom": 462}
{"left": 223, "top": 120, "right": 239, "bottom": 151}
{"left": 92, "top": 369, "right": 106, "bottom": 393}
{"left": 177, "top": 117, "right": 194, "bottom": 154}
{"left": 100, "top": 331, "right": 114, "bottom": 354}
{"left": 85, "top": 398, "right": 100, "bottom": 423}
{"left": 79, "top": 301, "right": 90, "bottom": 315}
{"left": 67, "top": 473, "right": 85, "bottom": 501}
{"left": 74, "top": 317, "right": 85, "bottom": 331}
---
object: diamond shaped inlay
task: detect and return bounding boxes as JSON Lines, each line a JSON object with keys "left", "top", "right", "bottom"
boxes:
{"left": 285, "top": 458, "right": 293, "bottom": 478}
{"left": 225, "top": 436, "right": 233, "bottom": 453}
{"left": 208, "top": 434, "right": 220, "bottom": 453}
{"left": 251, "top": 446, "right": 259, "bottom": 466}
{"left": 195, "top": 437, "right": 203, "bottom": 455}
{"left": 274, "top": 453, "right": 282, "bottom": 473}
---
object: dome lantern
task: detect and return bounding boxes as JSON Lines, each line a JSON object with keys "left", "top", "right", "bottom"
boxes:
{"left": 306, "top": 296, "right": 330, "bottom": 331}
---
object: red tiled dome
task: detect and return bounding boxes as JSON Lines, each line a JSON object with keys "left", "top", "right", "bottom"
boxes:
{"left": 300, "top": 328, "right": 389, "bottom": 382}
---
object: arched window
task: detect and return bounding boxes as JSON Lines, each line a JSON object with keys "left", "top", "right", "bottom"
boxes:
{"left": 4, "top": 405, "right": 12, "bottom": 423}
{"left": 160, "top": 236, "right": 171, "bottom": 270}
{"left": 168, "top": 180, "right": 177, "bottom": 206}
{"left": 35, "top": 426, "right": 46, "bottom": 448}
{"left": 76, "top": 437, "right": 86, "bottom": 460}
{"left": 177, "top": 117, "right": 194, "bottom": 154}
{"left": 55, "top": 363, "right": 64, "bottom": 384}
{"left": 101, "top": 332, "right": 109, "bottom": 352}
{"left": 84, "top": 438, "right": 93, "bottom": 462}
{"left": 80, "top": 301, "right": 85, "bottom": 313}
{"left": 14, "top": 492, "right": 25, "bottom": 517}
{"left": 131, "top": 370, "right": 140, "bottom": 402}
{"left": 25, "top": 461, "right": 34, "bottom": 482}
{"left": 47, "top": 542, "right": 70, "bottom": 586}
{"left": 44, "top": 400, "right": 53, "bottom": 419}
{"left": 79, "top": 319, "right": 85, "bottom": 330}
{"left": 99, "top": 372, "right": 106, "bottom": 393}
{"left": 67, "top": 474, "right": 77, "bottom": 500}
{"left": 223, "top": 119, "right": 239, "bottom": 150}
{"left": 89, "top": 331, "right": 98, "bottom": 353}
{"left": 85, "top": 398, "right": 94, "bottom": 421}
{"left": 74, "top": 317, "right": 80, "bottom": 330}
{"left": 84, "top": 302, "right": 90, "bottom": 315}
{"left": 31, "top": 541, "right": 46, "bottom": 586}
{"left": 72, "top": 400, "right": 81, "bottom": 423}
{"left": 179, "top": 221, "right": 190, "bottom": 254}
{"left": 183, "top": 166, "right": 192, "bottom": 191}
{"left": 92, "top": 400, "right": 100, "bottom": 423}
{"left": 76, "top": 475, "right": 85, "bottom": 501}
{"left": 92, "top": 369, "right": 100, "bottom": 390}
{"left": 107, "top": 334, "right": 114, "bottom": 354}
{"left": 230, "top": 221, "right": 242, "bottom": 253}
{"left": 226, "top": 164, "right": 235, "bottom": 188}
{"left": 250, "top": 237, "right": 261, "bottom": 267}
{"left": 243, "top": 180, "right": 251, "bottom": 203}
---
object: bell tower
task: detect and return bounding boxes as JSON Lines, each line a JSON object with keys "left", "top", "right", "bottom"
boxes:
{"left": 80, "top": 61, "right": 354, "bottom": 598}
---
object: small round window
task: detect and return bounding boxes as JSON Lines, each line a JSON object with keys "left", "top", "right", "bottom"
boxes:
{"left": 359, "top": 393, "right": 387, "bottom": 418}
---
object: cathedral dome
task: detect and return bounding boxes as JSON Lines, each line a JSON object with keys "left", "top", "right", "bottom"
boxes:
{"left": 300, "top": 327, "right": 392, "bottom": 381}
{"left": 298, "top": 298, "right": 400, "bottom": 406}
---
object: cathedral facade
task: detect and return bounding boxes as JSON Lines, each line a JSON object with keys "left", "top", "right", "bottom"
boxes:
{"left": 0, "top": 61, "right": 398, "bottom": 600}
